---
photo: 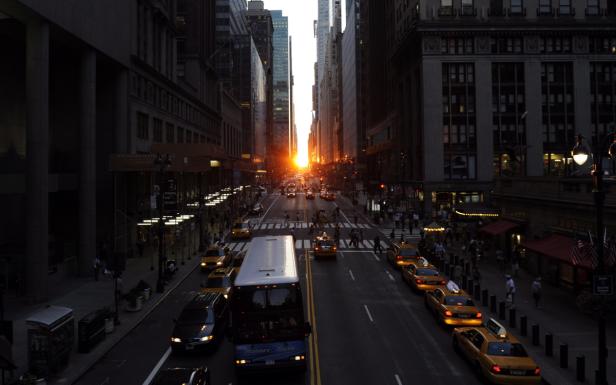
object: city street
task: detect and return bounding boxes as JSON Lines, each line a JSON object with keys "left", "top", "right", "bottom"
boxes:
{"left": 76, "top": 190, "right": 480, "bottom": 385}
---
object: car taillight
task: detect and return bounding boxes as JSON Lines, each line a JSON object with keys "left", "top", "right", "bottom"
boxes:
{"left": 315, "top": 247, "right": 320, "bottom": 251}
{"left": 534, "top": 367, "right": 541, "bottom": 376}
{"left": 476, "top": 312, "right": 482, "bottom": 318}
{"left": 415, "top": 279, "right": 424, "bottom": 284}
{"left": 333, "top": 247, "right": 337, "bottom": 251}
{"left": 396, "top": 255, "right": 402, "bottom": 260}
{"left": 440, "top": 280, "right": 447, "bottom": 285}
{"left": 490, "top": 365, "right": 501, "bottom": 374}
{"left": 444, "top": 310, "right": 453, "bottom": 317}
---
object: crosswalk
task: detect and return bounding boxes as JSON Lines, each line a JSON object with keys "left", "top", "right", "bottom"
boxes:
{"left": 248, "top": 221, "right": 371, "bottom": 231}
{"left": 226, "top": 238, "right": 383, "bottom": 252}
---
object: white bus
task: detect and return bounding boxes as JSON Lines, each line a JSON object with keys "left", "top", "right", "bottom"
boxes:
{"left": 231, "top": 235, "right": 311, "bottom": 372}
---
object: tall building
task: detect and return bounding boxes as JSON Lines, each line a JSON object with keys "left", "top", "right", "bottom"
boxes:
{"left": 317, "top": 0, "right": 331, "bottom": 88}
{"left": 384, "top": 0, "right": 616, "bottom": 229}
{"left": 214, "top": 0, "right": 249, "bottom": 97}
{"left": 271, "top": 10, "right": 291, "bottom": 165}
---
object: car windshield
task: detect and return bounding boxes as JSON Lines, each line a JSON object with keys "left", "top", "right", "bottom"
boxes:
{"left": 398, "top": 248, "right": 418, "bottom": 257}
{"left": 487, "top": 342, "right": 529, "bottom": 357}
{"left": 207, "top": 276, "right": 231, "bottom": 288}
{"left": 318, "top": 240, "right": 335, "bottom": 247}
{"left": 178, "top": 308, "right": 214, "bottom": 324}
{"left": 444, "top": 296, "right": 475, "bottom": 306}
{"left": 416, "top": 268, "right": 439, "bottom": 276}
{"left": 233, "top": 223, "right": 247, "bottom": 229}
{"left": 205, "top": 249, "right": 223, "bottom": 257}
{"left": 153, "top": 369, "right": 193, "bottom": 385}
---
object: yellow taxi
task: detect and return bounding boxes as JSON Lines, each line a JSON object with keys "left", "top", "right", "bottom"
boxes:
{"left": 452, "top": 318, "right": 541, "bottom": 384}
{"left": 401, "top": 258, "right": 447, "bottom": 292}
{"left": 201, "top": 267, "right": 236, "bottom": 299}
{"left": 200, "top": 246, "right": 231, "bottom": 272}
{"left": 231, "top": 221, "right": 252, "bottom": 240}
{"left": 425, "top": 281, "right": 483, "bottom": 326}
{"left": 386, "top": 241, "right": 421, "bottom": 269}
{"left": 313, "top": 232, "right": 337, "bottom": 259}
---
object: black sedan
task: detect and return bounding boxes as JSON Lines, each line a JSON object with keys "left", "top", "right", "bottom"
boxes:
{"left": 152, "top": 367, "right": 210, "bottom": 385}
{"left": 250, "top": 203, "right": 264, "bottom": 215}
{"left": 170, "top": 292, "right": 228, "bottom": 352}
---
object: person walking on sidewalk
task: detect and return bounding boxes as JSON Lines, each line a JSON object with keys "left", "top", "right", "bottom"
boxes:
{"left": 93, "top": 256, "right": 102, "bottom": 281}
{"left": 505, "top": 274, "right": 516, "bottom": 307}
{"left": 531, "top": 277, "right": 542, "bottom": 308}
{"left": 373, "top": 235, "right": 383, "bottom": 254}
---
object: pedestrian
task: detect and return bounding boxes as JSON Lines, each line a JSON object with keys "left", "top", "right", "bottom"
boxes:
{"left": 453, "top": 263, "right": 463, "bottom": 284}
{"left": 505, "top": 274, "right": 516, "bottom": 306}
{"left": 413, "top": 213, "right": 419, "bottom": 229}
{"left": 359, "top": 228, "right": 364, "bottom": 243}
{"left": 93, "top": 256, "right": 102, "bottom": 281}
{"left": 408, "top": 219, "right": 413, "bottom": 235}
{"left": 373, "top": 235, "right": 382, "bottom": 254}
{"left": 532, "top": 277, "right": 542, "bottom": 308}
{"left": 472, "top": 265, "right": 481, "bottom": 283}
{"left": 390, "top": 228, "right": 395, "bottom": 240}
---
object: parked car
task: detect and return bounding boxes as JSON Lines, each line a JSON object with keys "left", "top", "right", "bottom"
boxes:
{"left": 152, "top": 367, "right": 210, "bottom": 385}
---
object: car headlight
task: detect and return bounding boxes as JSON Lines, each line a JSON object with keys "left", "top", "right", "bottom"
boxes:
{"left": 235, "top": 359, "right": 249, "bottom": 365}
{"left": 216, "top": 261, "right": 223, "bottom": 266}
{"left": 224, "top": 294, "right": 228, "bottom": 299}
{"left": 200, "top": 262, "right": 206, "bottom": 266}
{"left": 171, "top": 337, "right": 181, "bottom": 343}
{"left": 200, "top": 335, "right": 214, "bottom": 342}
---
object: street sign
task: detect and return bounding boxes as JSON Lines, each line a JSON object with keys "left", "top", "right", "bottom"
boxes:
{"left": 163, "top": 178, "right": 177, "bottom": 212}
{"left": 593, "top": 274, "right": 614, "bottom": 296}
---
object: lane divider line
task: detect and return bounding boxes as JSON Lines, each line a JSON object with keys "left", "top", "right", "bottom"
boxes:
{"left": 364, "top": 304, "right": 374, "bottom": 323}
{"left": 395, "top": 374, "right": 403, "bottom": 385}
{"left": 385, "top": 270, "right": 395, "bottom": 282}
{"left": 373, "top": 253, "right": 381, "bottom": 262}
{"left": 259, "top": 194, "right": 281, "bottom": 226}
{"left": 349, "top": 269, "right": 356, "bottom": 281}
{"left": 141, "top": 347, "right": 171, "bottom": 385}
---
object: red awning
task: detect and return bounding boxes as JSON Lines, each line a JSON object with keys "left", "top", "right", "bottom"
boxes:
{"left": 521, "top": 234, "right": 593, "bottom": 269}
{"left": 479, "top": 220, "right": 519, "bottom": 236}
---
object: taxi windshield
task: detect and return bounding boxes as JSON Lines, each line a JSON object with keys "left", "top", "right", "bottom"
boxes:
{"left": 233, "top": 223, "right": 248, "bottom": 229}
{"left": 318, "top": 240, "right": 335, "bottom": 247}
{"left": 207, "top": 276, "right": 231, "bottom": 288}
{"left": 178, "top": 308, "right": 214, "bottom": 324}
{"left": 487, "top": 342, "right": 529, "bottom": 357}
{"left": 444, "top": 296, "right": 475, "bottom": 306}
{"left": 398, "top": 248, "right": 418, "bottom": 257}
{"left": 416, "top": 268, "right": 439, "bottom": 276}
{"left": 205, "top": 249, "right": 223, "bottom": 257}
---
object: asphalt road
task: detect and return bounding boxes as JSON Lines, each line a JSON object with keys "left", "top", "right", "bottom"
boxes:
{"left": 77, "top": 189, "right": 481, "bottom": 385}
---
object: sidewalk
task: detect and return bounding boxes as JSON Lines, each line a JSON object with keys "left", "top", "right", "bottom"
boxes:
{"left": 369, "top": 215, "right": 616, "bottom": 384}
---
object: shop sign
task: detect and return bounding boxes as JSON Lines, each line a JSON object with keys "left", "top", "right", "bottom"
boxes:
{"left": 164, "top": 178, "right": 177, "bottom": 212}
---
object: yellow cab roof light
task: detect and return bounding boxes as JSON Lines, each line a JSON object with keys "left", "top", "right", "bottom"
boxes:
{"left": 446, "top": 280, "right": 460, "bottom": 294}
{"left": 486, "top": 318, "right": 508, "bottom": 339}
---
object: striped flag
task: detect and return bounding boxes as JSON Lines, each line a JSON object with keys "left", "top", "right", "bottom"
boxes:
{"left": 571, "top": 237, "right": 586, "bottom": 266}
{"left": 571, "top": 234, "right": 598, "bottom": 269}
{"left": 606, "top": 236, "right": 616, "bottom": 268}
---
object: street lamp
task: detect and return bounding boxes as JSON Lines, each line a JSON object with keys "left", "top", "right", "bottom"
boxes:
{"left": 571, "top": 133, "right": 616, "bottom": 385}
{"left": 155, "top": 153, "right": 172, "bottom": 293}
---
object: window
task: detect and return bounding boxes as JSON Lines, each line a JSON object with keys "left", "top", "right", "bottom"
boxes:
{"left": 510, "top": 0, "right": 523, "bottom": 13}
{"left": 586, "top": 0, "right": 599, "bottom": 14}
{"left": 166, "top": 123, "right": 174, "bottom": 143}
{"left": 177, "top": 126, "right": 184, "bottom": 143}
{"left": 461, "top": 0, "right": 475, "bottom": 15}
{"left": 559, "top": 0, "right": 572, "bottom": 14}
{"left": 439, "top": 0, "right": 454, "bottom": 15}
{"left": 186, "top": 130, "right": 192, "bottom": 143}
{"left": 137, "top": 112, "right": 149, "bottom": 140}
{"left": 539, "top": 0, "right": 552, "bottom": 14}
{"left": 152, "top": 118, "right": 162, "bottom": 143}
{"left": 590, "top": 62, "right": 616, "bottom": 146}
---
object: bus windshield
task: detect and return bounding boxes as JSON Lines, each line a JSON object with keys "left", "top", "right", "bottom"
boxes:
{"left": 232, "top": 284, "right": 305, "bottom": 343}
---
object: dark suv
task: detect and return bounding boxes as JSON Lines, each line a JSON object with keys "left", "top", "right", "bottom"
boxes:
{"left": 170, "top": 293, "right": 228, "bottom": 352}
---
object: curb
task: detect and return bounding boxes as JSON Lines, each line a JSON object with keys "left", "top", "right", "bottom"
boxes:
{"left": 68, "top": 259, "right": 200, "bottom": 385}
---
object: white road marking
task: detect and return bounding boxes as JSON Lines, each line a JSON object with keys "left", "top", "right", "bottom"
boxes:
{"left": 304, "top": 239, "right": 311, "bottom": 249}
{"left": 395, "top": 374, "right": 403, "bottom": 385}
{"left": 142, "top": 347, "right": 171, "bottom": 385}
{"left": 349, "top": 269, "right": 355, "bottom": 281}
{"left": 373, "top": 253, "right": 381, "bottom": 262}
{"left": 343, "top": 223, "right": 350, "bottom": 228}
{"left": 386, "top": 270, "right": 395, "bottom": 281}
{"left": 229, "top": 242, "right": 238, "bottom": 251}
{"left": 364, "top": 304, "right": 374, "bottom": 323}
{"left": 295, "top": 240, "right": 302, "bottom": 249}
{"left": 367, "top": 240, "right": 374, "bottom": 248}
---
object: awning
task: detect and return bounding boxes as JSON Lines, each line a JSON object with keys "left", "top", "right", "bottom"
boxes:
{"left": 521, "top": 234, "right": 593, "bottom": 269}
{"left": 424, "top": 221, "right": 445, "bottom": 232}
{"left": 479, "top": 220, "right": 519, "bottom": 236}
{"left": 454, "top": 203, "right": 500, "bottom": 218}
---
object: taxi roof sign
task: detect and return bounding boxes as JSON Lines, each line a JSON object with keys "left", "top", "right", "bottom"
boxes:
{"left": 446, "top": 281, "right": 460, "bottom": 293}
{"left": 486, "top": 318, "right": 507, "bottom": 339}
{"left": 418, "top": 257, "right": 430, "bottom": 267}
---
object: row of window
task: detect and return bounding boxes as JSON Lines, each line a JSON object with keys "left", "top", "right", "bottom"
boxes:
{"left": 438, "top": 0, "right": 597, "bottom": 15}
{"left": 136, "top": 111, "right": 208, "bottom": 145}
{"left": 440, "top": 36, "right": 611, "bottom": 56}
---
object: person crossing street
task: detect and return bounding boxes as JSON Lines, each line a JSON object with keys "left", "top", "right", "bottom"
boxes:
{"left": 373, "top": 235, "right": 382, "bottom": 254}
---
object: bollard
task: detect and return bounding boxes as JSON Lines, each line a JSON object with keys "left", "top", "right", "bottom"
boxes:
{"left": 509, "top": 308, "right": 516, "bottom": 328}
{"left": 576, "top": 355, "right": 585, "bottom": 382}
{"left": 474, "top": 284, "right": 481, "bottom": 300}
{"left": 498, "top": 301, "right": 506, "bottom": 320}
{"left": 545, "top": 333, "right": 553, "bottom": 356}
{"left": 467, "top": 280, "right": 474, "bottom": 295}
{"left": 560, "top": 344, "right": 568, "bottom": 369}
{"left": 520, "top": 315, "right": 527, "bottom": 336}
{"left": 532, "top": 324, "right": 540, "bottom": 346}
{"left": 482, "top": 289, "right": 488, "bottom": 306}
{"left": 490, "top": 295, "right": 497, "bottom": 313}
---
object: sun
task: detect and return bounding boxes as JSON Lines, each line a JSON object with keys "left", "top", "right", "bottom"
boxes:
{"left": 293, "top": 154, "right": 309, "bottom": 169}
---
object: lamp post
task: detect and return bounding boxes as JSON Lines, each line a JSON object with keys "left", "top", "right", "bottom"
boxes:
{"left": 571, "top": 133, "right": 616, "bottom": 385}
{"left": 155, "top": 153, "right": 171, "bottom": 293}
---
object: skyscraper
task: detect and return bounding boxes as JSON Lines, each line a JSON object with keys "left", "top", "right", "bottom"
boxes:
{"left": 271, "top": 10, "right": 290, "bottom": 163}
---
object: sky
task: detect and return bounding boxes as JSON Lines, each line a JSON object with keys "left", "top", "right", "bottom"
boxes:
{"left": 262, "top": 0, "right": 318, "bottom": 165}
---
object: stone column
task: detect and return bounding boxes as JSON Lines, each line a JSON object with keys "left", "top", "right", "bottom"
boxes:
{"left": 79, "top": 49, "right": 97, "bottom": 276}
{"left": 114, "top": 69, "right": 129, "bottom": 257}
{"left": 525, "top": 60, "right": 544, "bottom": 177}
{"left": 26, "top": 20, "right": 49, "bottom": 302}
{"left": 115, "top": 69, "right": 128, "bottom": 154}
{"left": 421, "top": 58, "right": 444, "bottom": 182}
{"left": 475, "top": 60, "right": 494, "bottom": 182}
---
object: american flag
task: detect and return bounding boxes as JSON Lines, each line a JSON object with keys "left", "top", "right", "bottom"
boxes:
{"left": 571, "top": 236, "right": 597, "bottom": 269}
{"left": 605, "top": 235, "right": 616, "bottom": 268}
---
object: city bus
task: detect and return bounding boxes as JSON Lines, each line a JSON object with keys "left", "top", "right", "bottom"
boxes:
{"left": 231, "top": 235, "right": 311, "bottom": 372}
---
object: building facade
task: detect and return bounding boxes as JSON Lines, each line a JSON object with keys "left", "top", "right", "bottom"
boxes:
{"left": 271, "top": 10, "right": 290, "bottom": 167}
